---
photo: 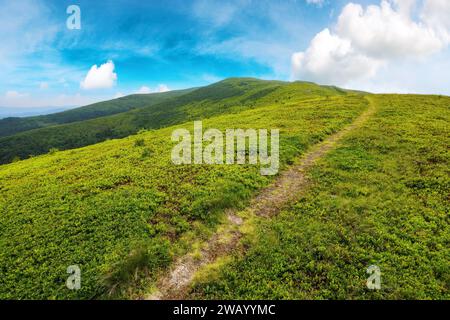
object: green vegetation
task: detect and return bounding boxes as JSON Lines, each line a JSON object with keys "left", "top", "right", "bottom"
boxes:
{"left": 189, "top": 94, "right": 450, "bottom": 299}
{"left": 0, "top": 78, "right": 357, "bottom": 164}
{"left": 0, "top": 87, "right": 367, "bottom": 299}
{"left": 0, "top": 88, "right": 194, "bottom": 138}
{"left": 1, "top": 78, "right": 447, "bottom": 300}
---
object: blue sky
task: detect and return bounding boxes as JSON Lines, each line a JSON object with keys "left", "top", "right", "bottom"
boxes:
{"left": 1, "top": 0, "right": 450, "bottom": 108}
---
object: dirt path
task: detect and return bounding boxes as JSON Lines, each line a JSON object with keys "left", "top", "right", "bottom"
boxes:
{"left": 145, "top": 99, "right": 376, "bottom": 300}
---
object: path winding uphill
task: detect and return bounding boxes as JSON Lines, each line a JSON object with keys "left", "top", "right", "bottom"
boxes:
{"left": 145, "top": 99, "right": 377, "bottom": 300}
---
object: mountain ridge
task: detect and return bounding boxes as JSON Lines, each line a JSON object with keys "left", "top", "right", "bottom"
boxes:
{"left": 0, "top": 89, "right": 195, "bottom": 138}
{"left": 0, "top": 78, "right": 356, "bottom": 164}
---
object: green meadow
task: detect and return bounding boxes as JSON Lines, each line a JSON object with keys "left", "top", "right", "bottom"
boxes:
{"left": 0, "top": 79, "right": 448, "bottom": 300}
{"left": 0, "top": 81, "right": 367, "bottom": 299}
{"left": 189, "top": 94, "right": 450, "bottom": 299}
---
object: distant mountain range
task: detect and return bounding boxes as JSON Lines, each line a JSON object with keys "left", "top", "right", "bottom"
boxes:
{"left": 0, "top": 106, "right": 76, "bottom": 119}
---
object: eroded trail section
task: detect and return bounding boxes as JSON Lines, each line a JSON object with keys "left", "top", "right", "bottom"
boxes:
{"left": 146, "top": 99, "right": 376, "bottom": 300}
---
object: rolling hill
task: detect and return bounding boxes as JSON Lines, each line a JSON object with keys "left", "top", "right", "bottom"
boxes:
{"left": 0, "top": 78, "right": 355, "bottom": 164}
{"left": 0, "top": 79, "right": 448, "bottom": 300}
{"left": 0, "top": 88, "right": 194, "bottom": 138}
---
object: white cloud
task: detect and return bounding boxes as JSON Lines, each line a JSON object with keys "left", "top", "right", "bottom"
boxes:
{"left": 136, "top": 86, "right": 152, "bottom": 94}
{"left": 292, "top": 0, "right": 450, "bottom": 86}
{"left": 135, "top": 84, "right": 170, "bottom": 94}
{"left": 1, "top": 91, "right": 30, "bottom": 107}
{"left": 39, "top": 82, "right": 49, "bottom": 89}
{"left": 157, "top": 84, "right": 170, "bottom": 92}
{"left": 5, "top": 91, "right": 29, "bottom": 99}
{"left": 114, "top": 92, "right": 125, "bottom": 99}
{"left": 421, "top": 0, "right": 450, "bottom": 43}
{"left": 1, "top": 91, "right": 34, "bottom": 108}
{"left": 202, "top": 74, "right": 222, "bottom": 83}
{"left": 336, "top": 1, "right": 444, "bottom": 59}
{"left": 80, "top": 60, "right": 117, "bottom": 90}
{"left": 291, "top": 29, "right": 383, "bottom": 84}
{"left": 392, "top": 0, "right": 416, "bottom": 16}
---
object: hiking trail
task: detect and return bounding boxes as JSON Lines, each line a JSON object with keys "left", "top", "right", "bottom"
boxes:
{"left": 145, "top": 98, "right": 376, "bottom": 300}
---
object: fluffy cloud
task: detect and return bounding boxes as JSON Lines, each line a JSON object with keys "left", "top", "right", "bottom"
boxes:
{"left": 158, "top": 84, "right": 170, "bottom": 92}
{"left": 421, "top": 0, "right": 450, "bottom": 43}
{"left": 80, "top": 60, "right": 117, "bottom": 90}
{"left": 292, "top": 0, "right": 450, "bottom": 85}
{"left": 5, "top": 91, "right": 29, "bottom": 99}
{"left": 336, "top": 1, "right": 444, "bottom": 58}
{"left": 114, "top": 92, "right": 125, "bottom": 99}
{"left": 135, "top": 84, "right": 170, "bottom": 94}
{"left": 291, "top": 29, "right": 382, "bottom": 84}
{"left": 136, "top": 86, "right": 152, "bottom": 94}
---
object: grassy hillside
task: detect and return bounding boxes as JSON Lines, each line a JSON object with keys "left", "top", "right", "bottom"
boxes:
{"left": 1, "top": 78, "right": 446, "bottom": 300}
{"left": 189, "top": 94, "right": 450, "bottom": 299}
{"left": 0, "top": 91, "right": 368, "bottom": 299}
{"left": 0, "top": 89, "right": 194, "bottom": 138}
{"left": 0, "top": 79, "right": 354, "bottom": 164}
